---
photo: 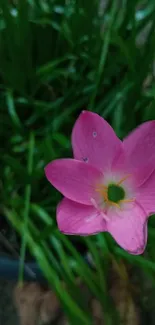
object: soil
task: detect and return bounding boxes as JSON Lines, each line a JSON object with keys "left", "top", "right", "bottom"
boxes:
{"left": 0, "top": 280, "right": 19, "bottom": 325}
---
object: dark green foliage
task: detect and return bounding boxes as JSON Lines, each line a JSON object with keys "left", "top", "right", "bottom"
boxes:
{"left": 1, "top": 0, "right": 155, "bottom": 324}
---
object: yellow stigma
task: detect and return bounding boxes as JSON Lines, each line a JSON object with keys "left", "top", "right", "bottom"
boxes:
{"left": 116, "top": 174, "right": 131, "bottom": 185}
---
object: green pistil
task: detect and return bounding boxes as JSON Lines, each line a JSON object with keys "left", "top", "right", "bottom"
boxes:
{"left": 107, "top": 184, "right": 125, "bottom": 203}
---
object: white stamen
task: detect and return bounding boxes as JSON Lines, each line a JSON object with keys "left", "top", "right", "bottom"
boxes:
{"left": 90, "top": 198, "right": 110, "bottom": 222}
{"left": 101, "top": 211, "right": 110, "bottom": 221}
{"left": 90, "top": 198, "right": 98, "bottom": 209}
{"left": 86, "top": 214, "right": 97, "bottom": 223}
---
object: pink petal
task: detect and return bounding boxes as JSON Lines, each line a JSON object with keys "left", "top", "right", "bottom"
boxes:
{"left": 107, "top": 202, "right": 148, "bottom": 255}
{"left": 112, "top": 146, "right": 155, "bottom": 187}
{"left": 111, "top": 146, "right": 127, "bottom": 172}
{"left": 136, "top": 169, "right": 155, "bottom": 215}
{"left": 45, "top": 159, "right": 102, "bottom": 205}
{"left": 123, "top": 121, "right": 155, "bottom": 171}
{"left": 72, "top": 111, "right": 122, "bottom": 170}
{"left": 133, "top": 162, "right": 155, "bottom": 187}
{"left": 57, "top": 198, "right": 107, "bottom": 235}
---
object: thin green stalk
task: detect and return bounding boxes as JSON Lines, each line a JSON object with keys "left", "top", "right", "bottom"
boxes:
{"left": 115, "top": 247, "right": 155, "bottom": 272}
{"left": 84, "top": 238, "right": 113, "bottom": 325}
{"left": 18, "top": 132, "right": 35, "bottom": 283}
{"left": 89, "top": 0, "right": 118, "bottom": 109}
{"left": 5, "top": 209, "right": 91, "bottom": 324}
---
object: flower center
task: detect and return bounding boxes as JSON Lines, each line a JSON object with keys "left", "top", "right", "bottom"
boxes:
{"left": 107, "top": 184, "right": 125, "bottom": 203}
{"left": 95, "top": 174, "right": 135, "bottom": 210}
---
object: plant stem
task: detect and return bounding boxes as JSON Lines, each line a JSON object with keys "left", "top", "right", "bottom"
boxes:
{"left": 18, "top": 132, "right": 35, "bottom": 284}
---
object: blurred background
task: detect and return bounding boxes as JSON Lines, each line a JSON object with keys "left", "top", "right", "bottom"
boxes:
{"left": 1, "top": 0, "right": 155, "bottom": 324}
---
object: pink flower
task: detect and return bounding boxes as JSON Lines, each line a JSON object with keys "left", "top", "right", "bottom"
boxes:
{"left": 45, "top": 111, "right": 155, "bottom": 255}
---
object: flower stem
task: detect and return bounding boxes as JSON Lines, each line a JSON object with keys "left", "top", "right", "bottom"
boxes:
{"left": 18, "top": 132, "right": 35, "bottom": 284}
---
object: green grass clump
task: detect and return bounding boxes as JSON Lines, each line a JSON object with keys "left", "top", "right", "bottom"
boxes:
{"left": 1, "top": 0, "right": 155, "bottom": 324}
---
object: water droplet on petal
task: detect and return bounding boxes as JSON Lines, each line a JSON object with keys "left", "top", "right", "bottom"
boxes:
{"left": 83, "top": 157, "right": 88, "bottom": 163}
{"left": 93, "top": 131, "right": 97, "bottom": 138}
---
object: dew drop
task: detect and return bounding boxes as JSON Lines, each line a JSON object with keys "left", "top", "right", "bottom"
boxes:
{"left": 93, "top": 131, "right": 97, "bottom": 138}
{"left": 83, "top": 157, "right": 88, "bottom": 163}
